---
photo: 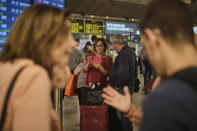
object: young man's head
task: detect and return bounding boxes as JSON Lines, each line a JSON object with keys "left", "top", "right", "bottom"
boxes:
{"left": 110, "top": 34, "right": 126, "bottom": 53}
{"left": 140, "top": 0, "right": 196, "bottom": 77}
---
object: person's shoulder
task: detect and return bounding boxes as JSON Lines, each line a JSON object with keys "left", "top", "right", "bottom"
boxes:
{"left": 142, "top": 78, "right": 197, "bottom": 131}
{"left": 124, "top": 45, "right": 134, "bottom": 53}
{"left": 155, "top": 78, "right": 194, "bottom": 93}
{"left": 9, "top": 60, "right": 51, "bottom": 99}
{"left": 29, "top": 64, "right": 49, "bottom": 76}
{"left": 142, "top": 79, "right": 184, "bottom": 113}
{"left": 12, "top": 59, "right": 49, "bottom": 80}
{"left": 19, "top": 62, "right": 51, "bottom": 87}
{"left": 148, "top": 78, "right": 197, "bottom": 105}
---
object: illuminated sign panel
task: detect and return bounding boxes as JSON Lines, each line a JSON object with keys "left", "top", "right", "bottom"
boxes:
{"left": 105, "top": 21, "right": 140, "bottom": 35}
{"left": 85, "top": 20, "right": 103, "bottom": 34}
{"left": 34, "top": 0, "right": 64, "bottom": 9}
{"left": 71, "top": 19, "right": 84, "bottom": 33}
{"left": 0, "top": 0, "right": 30, "bottom": 51}
{"left": 194, "top": 26, "right": 197, "bottom": 34}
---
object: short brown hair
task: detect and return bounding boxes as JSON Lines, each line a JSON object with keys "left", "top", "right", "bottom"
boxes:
{"left": 140, "top": 0, "right": 194, "bottom": 45}
{"left": 94, "top": 38, "right": 108, "bottom": 52}
{"left": 0, "top": 4, "right": 71, "bottom": 77}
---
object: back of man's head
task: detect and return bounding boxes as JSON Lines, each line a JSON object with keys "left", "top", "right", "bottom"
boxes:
{"left": 140, "top": 0, "right": 194, "bottom": 45}
{"left": 111, "top": 34, "right": 125, "bottom": 45}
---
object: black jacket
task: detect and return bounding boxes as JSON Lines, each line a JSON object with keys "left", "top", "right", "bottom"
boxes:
{"left": 109, "top": 44, "right": 136, "bottom": 91}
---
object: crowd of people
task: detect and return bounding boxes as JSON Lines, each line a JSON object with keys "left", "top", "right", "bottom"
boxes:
{"left": 102, "top": 0, "right": 197, "bottom": 131}
{"left": 0, "top": 0, "right": 197, "bottom": 131}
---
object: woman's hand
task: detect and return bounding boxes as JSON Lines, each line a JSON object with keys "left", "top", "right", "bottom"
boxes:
{"left": 84, "top": 57, "right": 91, "bottom": 72}
{"left": 74, "top": 66, "right": 81, "bottom": 75}
{"left": 91, "top": 61, "right": 101, "bottom": 69}
{"left": 102, "top": 86, "right": 143, "bottom": 126}
{"left": 102, "top": 86, "right": 131, "bottom": 113}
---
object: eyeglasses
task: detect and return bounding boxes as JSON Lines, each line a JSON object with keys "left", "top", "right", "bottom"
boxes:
{"left": 96, "top": 44, "right": 104, "bottom": 47}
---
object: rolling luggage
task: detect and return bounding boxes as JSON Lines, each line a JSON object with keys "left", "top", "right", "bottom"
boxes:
{"left": 80, "top": 105, "right": 109, "bottom": 131}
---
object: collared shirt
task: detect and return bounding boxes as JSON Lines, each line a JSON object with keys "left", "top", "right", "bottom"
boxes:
{"left": 109, "top": 44, "right": 136, "bottom": 93}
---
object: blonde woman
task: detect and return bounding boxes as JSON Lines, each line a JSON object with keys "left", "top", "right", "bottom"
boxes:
{"left": 0, "top": 5, "right": 75, "bottom": 131}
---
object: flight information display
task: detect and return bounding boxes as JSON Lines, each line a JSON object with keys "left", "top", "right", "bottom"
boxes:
{"left": 71, "top": 19, "right": 84, "bottom": 33}
{"left": 0, "top": 0, "right": 30, "bottom": 51}
{"left": 105, "top": 21, "right": 140, "bottom": 35}
{"left": 85, "top": 20, "right": 103, "bottom": 34}
{"left": 34, "top": 0, "right": 64, "bottom": 10}
{"left": 194, "top": 26, "right": 197, "bottom": 34}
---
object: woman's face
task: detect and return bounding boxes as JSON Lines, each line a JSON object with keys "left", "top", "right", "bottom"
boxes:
{"left": 95, "top": 41, "right": 105, "bottom": 54}
{"left": 50, "top": 32, "right": 75, "bottom": 67}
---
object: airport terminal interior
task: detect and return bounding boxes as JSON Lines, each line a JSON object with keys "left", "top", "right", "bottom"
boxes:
{"left": 0, "top": 0, "right": 197, "bottom": 131}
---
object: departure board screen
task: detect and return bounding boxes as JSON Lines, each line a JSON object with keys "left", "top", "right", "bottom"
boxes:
{"left": 194, "top": 26, "right": 197, "bottom": 34}
{"left": 34, "top": 0, "right": 64, "bottom": 9}
{"left": 105, "top": 21, "right": 140, "bottom": 35}
{"left": 71, "top": 19, "right": 84, "bottom": 33}
{"left": 85, "top": 20, "right": 103, "bottom": 34}
{"left": 0, "top": 0, "right": 30, "bottom": 51}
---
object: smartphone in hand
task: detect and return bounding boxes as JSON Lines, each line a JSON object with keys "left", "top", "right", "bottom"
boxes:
{"left": 89, "top": 56, "right": 102, "bottom": 64}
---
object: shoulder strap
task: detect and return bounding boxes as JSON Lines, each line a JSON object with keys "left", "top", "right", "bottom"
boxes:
{"left": 171, "top": 67, "right": 197, "bottom": 91}
{"left": 0, "top": 66, "right": 26, "bottom": 131}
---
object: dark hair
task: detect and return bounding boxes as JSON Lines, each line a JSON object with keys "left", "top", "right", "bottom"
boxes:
{"left": 94, "top": 38, "right": 108, "bottom": 52}
{"left": 0, "top": 4, "right": 71, "bottom": 77}
{"left": 75, "top": 38, "right": 79, "bottom": 42}
{"left": 139, "top": 0, "right": 194, "bottom": 45}
{"left": 91, "top": 35, "right": 97, "bottom": 43}
{"left": 83, "top": 41, "right": 91, "bottom": 53}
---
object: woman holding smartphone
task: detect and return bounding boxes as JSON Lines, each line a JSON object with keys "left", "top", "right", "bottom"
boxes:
{"left": 84, "top": 38, "right": 112, "bottom": 87}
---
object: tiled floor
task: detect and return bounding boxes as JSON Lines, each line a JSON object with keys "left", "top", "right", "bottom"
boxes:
{"left": 62, "top": 96, "right": 80, "bottom": 131}
{"left": 132, "top": 73, "right": 146, "bottom": 131}
{"left": 62, "top": 73, "right": 146, "bottom": 131}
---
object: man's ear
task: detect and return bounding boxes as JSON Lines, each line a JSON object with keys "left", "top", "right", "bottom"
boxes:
{"left": 144, "top": 28, "right": 157, "bottom": 44}
{"left": 144, "top": 28, "right": 161, "bottom": 48}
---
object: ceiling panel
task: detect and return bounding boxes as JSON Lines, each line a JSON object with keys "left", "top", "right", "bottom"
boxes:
{"left": 114, "top": 0, "right": 191, "bottom": 5}
{"left": 66, "top": 0, "right": 197, "bottom": 22}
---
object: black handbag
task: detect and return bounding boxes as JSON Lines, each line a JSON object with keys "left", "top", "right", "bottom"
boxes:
{"left": 0, "top": 66, "right": 26, "bottom": 131}
{"left": 78, "top": 84, "right": 104, "bottom": 105}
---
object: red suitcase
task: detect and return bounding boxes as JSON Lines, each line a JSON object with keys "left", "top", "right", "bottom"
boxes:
{"left": 80, "top": 105, "right": 109, "bottom": 131}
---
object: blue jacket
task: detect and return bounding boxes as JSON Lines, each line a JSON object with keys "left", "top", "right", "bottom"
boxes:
{"left": 109, "top": 44, "right": 136, "bottom": 92}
